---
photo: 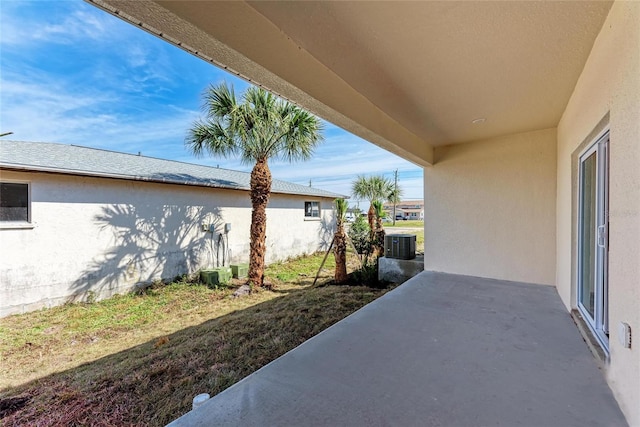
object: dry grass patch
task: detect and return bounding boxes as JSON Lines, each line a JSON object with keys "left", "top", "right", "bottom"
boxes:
{"left": 0, "top": 252, "right": 394, "bottom": 426}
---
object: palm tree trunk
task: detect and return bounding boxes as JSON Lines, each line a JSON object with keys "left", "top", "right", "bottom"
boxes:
{"left": 367, "top": 204, "right": 375, "bottom": 230}
{"left": 373, "top": 228, "right": 386, "bottom": 258}
{"left": 249, "top": 158, "right": 272, "bottom": 289}
{"left": 334, "top": 223, "right": 348, "bottom": 283}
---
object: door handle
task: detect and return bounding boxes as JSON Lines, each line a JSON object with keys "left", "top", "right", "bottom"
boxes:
{"left": 597, "top": 225, "right": 607, "bottom": 248}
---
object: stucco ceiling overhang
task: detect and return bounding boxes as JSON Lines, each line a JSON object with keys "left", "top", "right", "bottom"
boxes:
{"left": 89, "top": 0, "right": 613, "bottom": 166}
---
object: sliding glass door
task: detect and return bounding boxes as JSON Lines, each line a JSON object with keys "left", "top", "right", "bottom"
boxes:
{"left": 578, "top": 131, "right": 609, "bottom": 351}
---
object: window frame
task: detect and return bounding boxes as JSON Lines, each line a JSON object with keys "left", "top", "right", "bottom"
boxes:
{"left": 304, "top": 200, "right": 321, "bottom": 220}
{"left": 0, "top": 180, "right": 34, "bottom": 229}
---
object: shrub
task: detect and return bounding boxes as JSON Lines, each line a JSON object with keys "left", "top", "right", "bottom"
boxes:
{"left": 348, "top": 215, "right": 372, "bottom": 257}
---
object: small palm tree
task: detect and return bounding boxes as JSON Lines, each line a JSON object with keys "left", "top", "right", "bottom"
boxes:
{"left": 333, "top": 198, "right": 348, "bottom": 283}
{"left": 187, "top": 83, "right": 324, "bottom": 289}
{"left": 372, "top": 200, "right": 386, "bottom": 231}
{"left": 371, "top": 200, "right": 386, "bottom": 257}
{"left": 352, "top": 175, "right": 393, "bottom": 230}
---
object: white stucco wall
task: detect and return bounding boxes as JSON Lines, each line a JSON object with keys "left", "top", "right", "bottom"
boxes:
{"left": 424, "top": 128, "right": 557, "bottom": 286}
{"left": 556, "top": 2, "right": 640, "bottom": 424}
{"left": 0, "top": 171, "right": 335, "bottom": 317}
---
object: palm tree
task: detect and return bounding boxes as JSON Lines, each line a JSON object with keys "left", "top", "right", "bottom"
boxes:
{"left": 187, "top": 83, "right": 324, "bottom": 289}
{"left": 372, "top": 200, "right": 386, "bottom": 231}
{"left": 371, "top": 200, "right": 387, "bottom": 257}
{"left": 351, "top": 175, "right": 393, "bottom": 230}
{"left": 333, "top": 198, "right": 349, "bottom": 283}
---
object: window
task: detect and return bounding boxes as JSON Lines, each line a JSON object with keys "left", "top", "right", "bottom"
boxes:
{"left": 0, "top": 182, "right": 30, "bottom": 223}
{"left": 304, "top": 201, "right": 320, "bottom": 218}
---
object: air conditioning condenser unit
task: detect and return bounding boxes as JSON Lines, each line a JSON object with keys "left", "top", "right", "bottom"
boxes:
{"left": 384, "top": 234, "right": 416, "bottom": 260}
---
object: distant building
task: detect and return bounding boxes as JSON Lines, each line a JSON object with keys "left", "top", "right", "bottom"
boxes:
{"left": 384, "top": 200, "right": 424, "bottom": 220}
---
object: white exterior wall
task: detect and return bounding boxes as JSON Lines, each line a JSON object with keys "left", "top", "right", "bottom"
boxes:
{"left": 424, "top": 128, "right": 557, "bottom": 286}
{"left": 0, "top": 171, "right": 335, "bottom": 317}
{"left": 556, "top": 2, "right": 640, "bottom": 424}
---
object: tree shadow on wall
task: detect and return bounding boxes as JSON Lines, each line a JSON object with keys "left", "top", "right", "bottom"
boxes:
{"left": 318, "top": 214, "right": 335, "bottom": 250}
{"left": 71, "top": 204, "right": 223, "bottom": 299}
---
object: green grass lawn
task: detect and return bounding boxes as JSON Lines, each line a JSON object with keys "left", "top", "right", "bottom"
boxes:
{"left": 385, "top": 219, "right": 424, "bottom": 228}
{"left": 383, "top": 222, "right": 424, "bottom": 253}
{"left": 0, "top": 252, "right": 394, "bottom": 426}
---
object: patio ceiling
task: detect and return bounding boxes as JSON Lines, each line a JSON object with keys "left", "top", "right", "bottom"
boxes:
{"left": 90, "top": 1, "right": 613, "bottom": 166}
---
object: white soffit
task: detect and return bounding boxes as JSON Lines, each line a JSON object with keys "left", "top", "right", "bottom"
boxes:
{"left": 89, "top": 0, "right": 613, "bottom": 165}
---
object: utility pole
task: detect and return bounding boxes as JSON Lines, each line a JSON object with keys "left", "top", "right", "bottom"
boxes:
{"left": 393, "top": 169, "right": 398, "bottom": 226}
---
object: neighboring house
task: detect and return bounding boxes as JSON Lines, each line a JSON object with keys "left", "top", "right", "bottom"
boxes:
{"left": 0, "top": 141, "right": 343, "bottom": 317}
{"left": 48, "top": 1, "right": 640, "bottom": 424}
{"left": 384, "top": 200, "right": 424, "bottom": 220}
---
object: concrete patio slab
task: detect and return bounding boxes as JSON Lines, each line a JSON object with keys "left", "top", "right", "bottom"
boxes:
{"left": 169, "top": 271, "right": 627, "bottom": 427}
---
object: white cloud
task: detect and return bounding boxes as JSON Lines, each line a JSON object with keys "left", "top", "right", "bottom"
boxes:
{"left": 35, "top": 9, "right": 112, "bottom": 44}
{"left": 126, "top": 45, "right": 149, "bottom": 68}
{"left": 0, "top": 4, "right": 116, "bottom": 48}
{"left": 0, "top": 68, "right": 199, "bottom": 155}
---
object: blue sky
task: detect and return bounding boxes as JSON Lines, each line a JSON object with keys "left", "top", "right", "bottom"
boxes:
{"left": 0, "top": 0, "right": 424, "bottom": 205}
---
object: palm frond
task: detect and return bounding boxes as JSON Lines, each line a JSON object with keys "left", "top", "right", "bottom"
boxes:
{"left": 185, "top": 119, "right": 237, "bottom": 158}
{"left": 352, "top": 175, "right": 393, "bottom": 203}
{"left": 187, "top": 81, "right": 323, "bottom": 166}
{"left": 372, "top": 200, "right": 385, "bottom": 219}
{"left": 388, "top": 185, "right": 404, "bottom": 204}
{"left": 335, "top": 198, "right": 348, "bottom": 222}
{"left": 278, "top": 110, "right": 324, "bottom": 162}
{"left": 203, "top": 83, "right": 237, "bottom": 119}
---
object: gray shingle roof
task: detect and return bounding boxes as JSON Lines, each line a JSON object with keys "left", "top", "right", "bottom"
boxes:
{"left": 0, "top": 141, "right": 346, "bottom": 199}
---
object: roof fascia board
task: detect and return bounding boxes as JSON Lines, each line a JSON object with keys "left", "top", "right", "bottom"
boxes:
{"left": 88, "top": 0, "right": 434, "bottom": 166}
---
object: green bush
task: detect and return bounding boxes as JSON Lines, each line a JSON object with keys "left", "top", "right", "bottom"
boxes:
{"left": 347, "top": 215, "right": 389, "bottom": 288}
{"left": 348, "top": 215, "right": 372, "bottom": 256}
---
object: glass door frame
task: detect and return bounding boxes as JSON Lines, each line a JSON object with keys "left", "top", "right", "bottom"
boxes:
{"left": 577, "top": 130, "right": 609, "bottom": 352}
